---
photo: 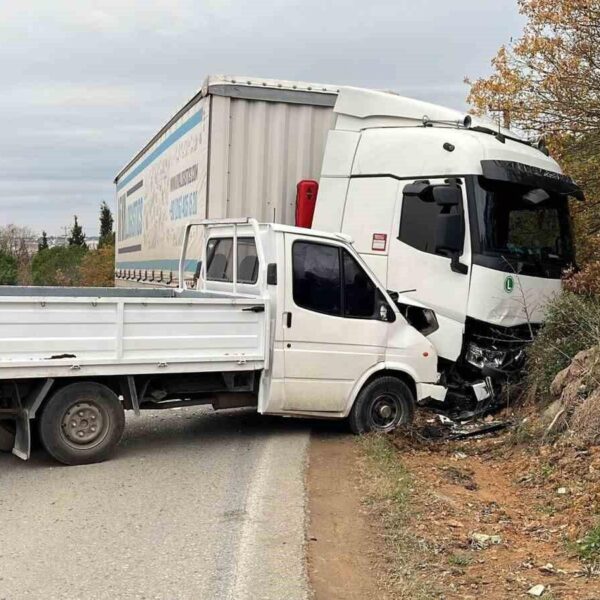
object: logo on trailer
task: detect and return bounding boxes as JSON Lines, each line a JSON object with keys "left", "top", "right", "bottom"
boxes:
{"left": 504, "top": 275, "right": 515, "bottom": 294}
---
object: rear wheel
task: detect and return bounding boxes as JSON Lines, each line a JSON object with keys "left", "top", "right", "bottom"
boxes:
{"left": 39, "top": 382, "right": 125, "bottom": 465}
{"left": 349, "top": 376, "right": 415, "bottom": 434}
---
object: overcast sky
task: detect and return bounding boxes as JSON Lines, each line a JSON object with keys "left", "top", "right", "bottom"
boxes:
{"left": 0, "top": 0, "right": 523, "bottom": 236}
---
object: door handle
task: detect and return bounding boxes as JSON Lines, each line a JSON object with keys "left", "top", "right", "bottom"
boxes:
{"left": 284, "top": 312, "right": 292, "bottom": 328}
{"left": 242, "top": 305, "right": 265, "bottom": 313}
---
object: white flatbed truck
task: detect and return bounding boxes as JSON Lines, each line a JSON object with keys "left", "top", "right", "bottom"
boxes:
{"left": 0, "top": 219, "right": 444, "bottom": 465}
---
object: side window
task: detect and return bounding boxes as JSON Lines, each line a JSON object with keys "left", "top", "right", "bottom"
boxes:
{"left": 292, "top": 241, "right": 381, "bottom": 319}
{"left": 206, "top": 238, "right": 232, "bottom": 281}
{"left": 398, "top": 191, "right": 442, "bottom": 253}
{"left": 343, "top": 251, "right": 376, "bottom": 317}
{"left": 237, "top": 238, "right": 259, "bottom": 283}
{"left": 206, "top": 237, "right": 258, "bottom": 284}
{"left": 293, "top": 241, "right": 341, "bottom": 316}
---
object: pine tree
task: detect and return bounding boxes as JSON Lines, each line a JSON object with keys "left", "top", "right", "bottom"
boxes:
{"left": 38, "top": 231, "right": 49, "bottom": 252}
{"left": 68, "top": 215, "right": 87, "bottom": 249}
{"left": 98, "top": 202, "right": 115, "bottom": 248}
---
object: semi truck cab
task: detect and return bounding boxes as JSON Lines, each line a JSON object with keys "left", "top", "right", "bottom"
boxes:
{"left": 312, "top": 87, "right": 583, "bottom": 412}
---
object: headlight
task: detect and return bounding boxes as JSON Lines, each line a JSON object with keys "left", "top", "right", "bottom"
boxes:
{"left": 465, "top": 343, "right": 506, "bottom": 369}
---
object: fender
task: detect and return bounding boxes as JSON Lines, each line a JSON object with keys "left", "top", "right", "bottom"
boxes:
{"left": 342, "top": 361, "right": 424, "bottom": 418}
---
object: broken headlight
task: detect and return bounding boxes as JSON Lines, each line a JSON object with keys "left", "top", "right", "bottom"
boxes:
{"left": 465, "top": 343, "right": 507, "bottom": 370}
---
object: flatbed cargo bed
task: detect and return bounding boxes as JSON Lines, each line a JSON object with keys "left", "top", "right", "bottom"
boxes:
{"left": 0, "top": 285, "right": 266, "bottom": 380}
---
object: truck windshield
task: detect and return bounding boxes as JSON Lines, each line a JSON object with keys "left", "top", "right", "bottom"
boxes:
{"left": 470, "top": 176, "right": 574, "bottom": 277}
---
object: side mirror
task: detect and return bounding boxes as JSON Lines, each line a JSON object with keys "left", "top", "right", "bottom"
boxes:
{"left": 435, "top": 213, "right": 464, "bottom": 254}
{"left": 432, "top": 185, "right": 462, "bottom": 207}
{"left": 377, "top": 301, "right": 396, "bottom": 323}
{"left": 435, "top": 214, "right": 468, "bottom": 275}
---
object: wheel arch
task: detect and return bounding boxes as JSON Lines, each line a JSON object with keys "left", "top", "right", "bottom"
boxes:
{"left": 38, "top": 376, "right": 129, "bottom": 414}
{"left": 343, "top": 363, "right": 418, "bottom": 418}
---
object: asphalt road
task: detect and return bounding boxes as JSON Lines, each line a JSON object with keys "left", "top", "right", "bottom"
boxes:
{"left": 0, "top": 407, "right": 312, "bottom": 600}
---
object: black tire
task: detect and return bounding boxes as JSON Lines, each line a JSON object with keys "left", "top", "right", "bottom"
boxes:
{"left": 39, "top": 382, "right": 125, "bottom": 465}
{"left": 349, "top": 376, "right": 415, "bottom": 434}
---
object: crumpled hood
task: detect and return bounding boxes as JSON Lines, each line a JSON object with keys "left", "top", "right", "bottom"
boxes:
{"left": 467, "top": 264, "right": 562, "bottom": 327}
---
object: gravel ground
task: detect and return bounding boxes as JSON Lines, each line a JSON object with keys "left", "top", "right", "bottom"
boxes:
{"left": 0, "top": 407, "right": 311, "bottom": 600}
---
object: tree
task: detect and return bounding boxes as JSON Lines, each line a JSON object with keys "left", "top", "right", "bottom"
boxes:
{"left": 79, "top": 245, "right": 115, "bottom": 287}
{"left": 466, "top": 0, "right": 600, "bottom": 263}
{"left": 68, "top": 215, "right": 87, "bottom": 249}
{"left": 38, "top": 231, "right": 49, "bottom": 252}
{"left": 0, "top": 224, "right": 36, "bottom": 285}
{"left": 0, "top": 251, "right": 17, "bottom": 285}
{"left": 31, "top": 246, "right": 86, "bottom": 286}
{"left": 98, "top": 202, "right": 115, "bottom": 248}
{"left": 0, "top": 224, "right": 35, "bottom": 256}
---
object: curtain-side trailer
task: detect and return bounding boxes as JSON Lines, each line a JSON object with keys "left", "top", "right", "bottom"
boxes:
{"left": 113, "top": 76, "right": 338, "bottom": 287}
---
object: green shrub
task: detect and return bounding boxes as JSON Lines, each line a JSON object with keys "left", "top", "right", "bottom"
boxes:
{"left": 0, "top": 251, "right": 17, "bottom": 285}
{"left": 575, "top": 523, "right": 600, "bottom": 562}
{"left": 79, "top": 245, "right": 115, "bottom": 287}
{"left": 526, "top": 292, "right": 600, "bottom": 399}
{"left": 31, "top": 246, "right": 87, "bottom": 286}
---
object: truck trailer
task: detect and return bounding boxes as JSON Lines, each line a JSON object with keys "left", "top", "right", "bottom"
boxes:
{"left": 114, "top": 75, "right": 338, "bottom": 284}
{"left": 114, "top": 76, "right": 584, "bottom": 416}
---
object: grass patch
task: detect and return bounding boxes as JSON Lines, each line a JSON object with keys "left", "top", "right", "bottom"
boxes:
{"left": 448, "top": 553, "right": 472, "bottom": 567}
{"left": 575, "top": 523, "right": 600, "bottom": 563}
{"left": 358, "top": 434, "right": 440, "bottom": 600}
{"left": 359, "top": 433, "right": 411, "bottom": 509}
{"left": 505, "top": 414, "right": 545, "bottom": 447}
{"left": 540, "top": 462, "right": 555, "bottom": 478}
{"left": 535, "top": 502, "right": 557, "bottom": 516}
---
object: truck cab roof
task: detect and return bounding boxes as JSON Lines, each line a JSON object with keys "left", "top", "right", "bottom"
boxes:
{"left": 331, "top": 86, "right": 562, "bottom": 177}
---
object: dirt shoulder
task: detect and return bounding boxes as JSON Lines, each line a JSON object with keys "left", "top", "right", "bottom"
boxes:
{"left": 308, "top": 421, "right": 600, "bottom": 600}
{"left": 307, "top": 431, "right": 383, "bottom": 600}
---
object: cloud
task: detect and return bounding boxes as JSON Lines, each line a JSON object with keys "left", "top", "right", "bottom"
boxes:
{"left": 0, "top": 0, "right": 525, "bottom": 234}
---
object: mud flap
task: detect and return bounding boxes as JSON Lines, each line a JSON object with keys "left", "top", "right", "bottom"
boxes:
{"left": 12, "top": 410, "right": 31, "bottom": 461}
{"left": 11, "top": 378, "right": 54, "bottom": 461}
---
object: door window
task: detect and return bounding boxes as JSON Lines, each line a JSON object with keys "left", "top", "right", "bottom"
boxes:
{"left": 292, "top": 241, "right": 341, "bottom": 315}
{"left": 398, "top": 182, "right": 463, "bottom": 255}
{"left": 398, "top": 192, "right": 442, "bottom": 253}
{"left": 343, "top": 251, "right": 376, "bottom": 317}
{"left": 292, "top": 241, "right": 380, "bottom": 319}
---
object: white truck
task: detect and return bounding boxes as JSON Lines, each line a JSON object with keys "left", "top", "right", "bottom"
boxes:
{"left": 114, "top": 76, "right": 583, "bottom": 416}
{"left": 0, "top": 219, "right": 443, "bottom": 464}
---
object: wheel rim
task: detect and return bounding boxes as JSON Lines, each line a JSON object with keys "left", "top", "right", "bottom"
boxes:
{"left": 60, "top": 401, "right": 110, "bottom": 450}
{"left": 368, "top": 393, "right": 403, "bottom": 431}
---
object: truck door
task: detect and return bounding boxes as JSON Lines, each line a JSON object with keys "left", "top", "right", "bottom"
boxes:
{"left": 388, "top": 178, "right": 471, "bottom": 361}
{"left": 281, "top": 233, "right": 390, "bottom": 412}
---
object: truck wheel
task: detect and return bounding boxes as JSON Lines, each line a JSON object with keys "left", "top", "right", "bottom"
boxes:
{"left": 349, "top": 376, "right": 415, "bottom": 434}
{"left": 39, "top": 382, "right": 125, "bottom": 465}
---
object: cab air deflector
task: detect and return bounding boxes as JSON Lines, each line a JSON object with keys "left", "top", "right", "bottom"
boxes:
{"left": 480, "top": 160, "right": 585, "bottom": 201}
